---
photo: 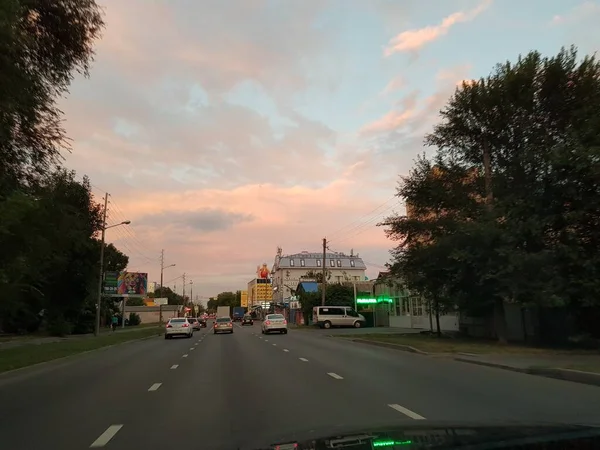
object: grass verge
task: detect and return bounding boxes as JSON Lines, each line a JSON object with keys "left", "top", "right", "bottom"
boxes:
{"left": 339, "top": 333, "right": 595, "bottom": 356}
{"left": 0, "top": 327, "right": 161, "bottom": 374}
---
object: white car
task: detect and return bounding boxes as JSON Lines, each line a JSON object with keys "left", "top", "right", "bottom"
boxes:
{"left": 261, "top": 314, "right": 288, "bottom": 334}
{"left": 165, "top": 317, "right": 193, "bottom": 339}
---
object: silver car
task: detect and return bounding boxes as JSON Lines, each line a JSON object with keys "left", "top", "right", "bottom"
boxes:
{"left": 261, "top": 314, "right": 288, "bottom": 334}
{"left": 214, "top": 317, "right": 234, "bottom": 334}
{"left": 165, "top": 317, "right": 193, "bottom": 339}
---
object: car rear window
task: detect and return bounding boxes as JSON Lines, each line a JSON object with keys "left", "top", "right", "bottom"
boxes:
{"left": 169, "top": 319, "right": 185, "bottom": 323}
{"left": 216, "top": 318, "right": 231, "bottom": 323}
{"left": 187, "top": 318, "right": 197, "bottom": 322}
{"left": 268, "top": 314, "right": 284, "bottom": 320}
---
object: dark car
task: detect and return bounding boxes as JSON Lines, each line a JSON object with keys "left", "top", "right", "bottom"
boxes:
{"left": 241, "top": 315, "right": 253, "bottom": 326}
{"left": 199, "top": 317, "right": 207, "bottom": 328}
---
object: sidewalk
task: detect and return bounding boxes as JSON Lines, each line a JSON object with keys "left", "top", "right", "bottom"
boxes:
{"left": 342, "top": 334, "right": 600, "bottom": 387}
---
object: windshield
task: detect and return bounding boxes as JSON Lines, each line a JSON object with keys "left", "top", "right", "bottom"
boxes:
{"left": 5, "top": 3, "right": 600, "bottom": 450}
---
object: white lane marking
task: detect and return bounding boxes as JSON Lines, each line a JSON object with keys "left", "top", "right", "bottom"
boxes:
{"left": 90, "top": 425, "right": 123, "bottom": 448}
{"left": 327, "top": 372, "right": 344, "bottom": 380}
{"left": 182, "top": 354, "right": 188, "bottom": 358}
{"left": 272, "top": 343, "right": 277, "bottom": 346}
{"left": 170, "top": 364, "right": 179, "bottom": 369}
{"left": 264, "top": 339, "right": 268, "bottom": 342}
{"left": 299, "top": 357, "right": 309, "bottom": 362}
{"left": 148, "top": 383, "right": 162, "bottom": 392}
{"left": 388, "top": 404, "right": 426, "bottom": 420}
{"left": 194, "top": 343, "right": 199, "bottom": 346}
{"left": 190, "top": 348, "right": 195, "bottom": 351}
{"left": 283, "top": 349, "right": 289, "bottom": 352}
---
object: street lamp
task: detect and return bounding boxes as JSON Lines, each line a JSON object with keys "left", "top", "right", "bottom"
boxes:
{"left": 95, "top": 220, "right": 131, "bottom": 336}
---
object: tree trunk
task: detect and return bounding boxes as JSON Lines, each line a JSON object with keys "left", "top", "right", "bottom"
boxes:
{"left": 435, "top": 298, "right": 441, "bottom": 338}
{"left": 493, "top": 297, "right": 508, "bottom": 344}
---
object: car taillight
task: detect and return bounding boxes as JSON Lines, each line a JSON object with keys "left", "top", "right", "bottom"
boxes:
{"left": 166, "top": 324, "right": 172, "bottom": 328}
{"left": 228, "top": 323, "right": 232, "bottom": 327}
{"left": 265, "top": 320, "right": 271, "bottom": 325}
{"left": 182, "top": 323, "right": 189, "bottom": 327}
{"left": 283, "top": 320, "right": 287, "bottom": 324}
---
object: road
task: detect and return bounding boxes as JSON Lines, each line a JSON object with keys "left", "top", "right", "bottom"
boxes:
{"left": 2, "top": 322, "right": 600, "bottom": 450}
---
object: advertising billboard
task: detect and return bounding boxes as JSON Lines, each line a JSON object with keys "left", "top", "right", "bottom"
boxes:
{"left": 103, "top": 271, "right": 119, "bottom": 295}
{"left": 117, "top": 272, "right": 148, "bottom": 296}
{"left": 256, "top": 263, "right": 269, "bottom": 279}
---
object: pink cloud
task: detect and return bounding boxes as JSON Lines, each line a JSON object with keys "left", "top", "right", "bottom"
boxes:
{"left": 384, "top": 0, "right": 492, "bottom": 56}
{"left": 551, "top": 2, "right": 600, "bottom": 25}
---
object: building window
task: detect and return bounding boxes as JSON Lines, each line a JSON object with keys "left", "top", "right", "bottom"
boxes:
{"left": 329, "top": 260, "right": 335, "bottom": 267}
{"left": 300, "top": 259, "right": 305, "bottom": 267}
{"left": 350, "top": 260, "right": 355, "bottom": 267}
{"left": 290, "top": 259, "right": 295, "bottom": 267}
{"left": 316, "top": 260, "right": 321, "bottom": 267}
{"left": 336, "top": 260, "right": 342, "bottom": 267}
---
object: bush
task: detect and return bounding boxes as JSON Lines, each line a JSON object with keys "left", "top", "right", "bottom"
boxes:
{"left": 47, "top": 316, "right": 73, "bottom": 336}
{"left": 128, "top": 313, "right": 141, "bottom": 326}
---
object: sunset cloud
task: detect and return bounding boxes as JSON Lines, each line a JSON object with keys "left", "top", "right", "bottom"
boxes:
{"left": 384, "top": 0, "right": 492, "bottom": 56}
{"left": 56, "top": 0, "right": 595, "bottom": 297}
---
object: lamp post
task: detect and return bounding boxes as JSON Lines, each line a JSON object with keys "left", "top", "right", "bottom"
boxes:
{"left": 159, "top": 258, "right": 175, "bottom": 324}
{"left": 95, "top": 214, "right": 131, "bottom": 337}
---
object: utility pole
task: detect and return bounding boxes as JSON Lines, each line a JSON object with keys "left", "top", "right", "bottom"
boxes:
{"left": 190, "top": 280, "right": 193, "bottom": 307}
{"left": 182, "top": 272, "right": 186, "bottom": 307}
{"left": 160, "top": 249, "right": 165, "bottom": 291}
{"left": 95, "top": 193, "right": 109, "bottom": 336}
{"left": 321, "top": 238, "right": 327, "bottom": 306}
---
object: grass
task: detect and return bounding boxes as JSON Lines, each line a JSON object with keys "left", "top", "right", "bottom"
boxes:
{"left": 340, "top": 333, "right": 597, "bottom": 356}
{"left": 0, "top": 326, "right": 161, "bottom": 374}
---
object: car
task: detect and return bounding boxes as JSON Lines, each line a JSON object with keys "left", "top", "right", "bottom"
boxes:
{"left": 165, "top": 317, "right": 193, "bottom": 339}
{"left": 214, "top": 317, "right": 234, "bottom": 334}
{"left": 199, "top": 317, "right": 207, "bottom": 328}
{"left": 187, "top": 317, "right": 201, "bottom": 331}
{"left": 261, "top": 314, "right": 287, "bottom": 334}
{"left": 241, "top": 315, "right": 253, "bottom": 326}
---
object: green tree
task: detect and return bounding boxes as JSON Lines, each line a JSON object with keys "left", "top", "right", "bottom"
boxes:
{"left": 382, "top": 46, "right": 600, "bottom": 343}
{"left": 0, "top": 0, "right": 104, "bottom": 194}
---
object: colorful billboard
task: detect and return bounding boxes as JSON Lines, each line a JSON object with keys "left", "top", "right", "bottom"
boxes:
{"left": 256, "top": 263, "right": 270, "bottom": 279}
{"left": 117, "top": 272, "right": 148, "bottom": 296}
{"left": 103, "top": 271, "right": 119, "bottom": 295}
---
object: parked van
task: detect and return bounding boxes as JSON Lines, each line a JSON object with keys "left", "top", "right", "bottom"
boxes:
{"left": 312, "top": 306, "right": 365, "bottom": 329}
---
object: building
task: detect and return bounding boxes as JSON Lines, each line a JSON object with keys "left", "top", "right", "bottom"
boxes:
{"left": 247, "top": 263, "right": 273, "bottom": 308}
{"left": 247, "top": 279, "right": 272, "bottom": 308}
{"left": 271, "top": 248, "right": 367, "bottom": 302}
{"left": 148, "top": 282, "right": 157, "bottom": 294}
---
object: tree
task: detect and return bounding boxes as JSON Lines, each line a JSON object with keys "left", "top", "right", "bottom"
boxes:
{"left": 298, "top": 284, "right": 354, "bottom": 325}
{"left": 0, "top": 0, "right": 104, "bottom": 194}
{"left": 382, "top": 47, "right": 600, "bottom": 343}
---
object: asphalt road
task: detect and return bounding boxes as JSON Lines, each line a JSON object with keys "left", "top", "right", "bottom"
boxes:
{"left": 2, "top": 322, "right": 600, "bottom": 450}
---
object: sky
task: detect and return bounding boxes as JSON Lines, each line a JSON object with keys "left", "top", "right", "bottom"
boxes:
{"left": 60, "top": 0, "right": 600, "bottom": 300}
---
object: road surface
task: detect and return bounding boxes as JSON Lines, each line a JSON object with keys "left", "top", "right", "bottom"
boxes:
{"left": 1, "top": 322, "right": 600, "bottom": 450}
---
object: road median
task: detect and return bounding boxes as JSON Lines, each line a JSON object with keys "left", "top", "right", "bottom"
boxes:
{"left": 0, "top": 327, "right": 162, "bottom": 374}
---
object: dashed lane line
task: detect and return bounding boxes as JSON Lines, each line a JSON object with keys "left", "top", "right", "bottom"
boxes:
{"left": 327, "top": 372, "right": 344, "bottom": 380}
{"left": 90, "top": 425, "right": 123, "bottom": 448}
{"left": 148, "top": 383, "right": 162, "bottom": 392}
{"left": 299, "top": 358, "right": 309, "bottom": 362}
{"left": 182, "top": 354, "right": 188, "bottom": 358}
{"left": 170, "top": 364, "right": 179, "bottom": 369}
{"left": 283, "top": 349, "right": 289, "bottom": 352}
{"left": 272, "top": 343, "right": 277, "bottom": 346}
{"left": 388, "top": 404, "right": 426, "bottom": 420}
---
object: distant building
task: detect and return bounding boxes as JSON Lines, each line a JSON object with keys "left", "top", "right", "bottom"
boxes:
{"left": 247, "top": 262, "right": 273, "bottom": 308}
{"left": 271, "top": 248, "right": 367, "bottom": 302}
{"left": 148, "top": 282, "right": 157, "bottom": 294}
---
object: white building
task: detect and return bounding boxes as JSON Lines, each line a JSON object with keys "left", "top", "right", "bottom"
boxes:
{"left": 271, "top": 248, "right": 367, "bottom": 302}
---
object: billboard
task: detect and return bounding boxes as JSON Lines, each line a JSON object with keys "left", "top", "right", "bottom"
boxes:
{"left": 256, "top": 263, "right": 269, "bottom": 279}
{"left": 103, "top": 271, "right": 119, "bottom": 295}
{"left": 117, "top": 272, "right": 148, "bottom": 296}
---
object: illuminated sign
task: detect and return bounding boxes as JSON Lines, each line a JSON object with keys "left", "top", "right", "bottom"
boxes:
{"left": 356, "top": 297, "right": 392, "bottom": 304}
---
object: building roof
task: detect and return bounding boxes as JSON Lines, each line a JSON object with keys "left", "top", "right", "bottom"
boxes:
{"left": 275, "top": 251, "right": 367, "bottom": 271}
{"left": 296, "top": 281, "right": 319, "bottom": 293}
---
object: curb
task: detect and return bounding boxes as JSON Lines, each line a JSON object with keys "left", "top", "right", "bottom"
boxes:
{"left": 349, "top": 338, "right": 430, "bottom": 355}
{"left": 454, "top": 358, "right": 600, "bottom": 387}
{"left": 0, "top": 331, "right": 162, "bottom": 378}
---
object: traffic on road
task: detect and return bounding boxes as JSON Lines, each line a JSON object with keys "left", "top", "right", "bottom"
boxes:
{"left": 3, "top": 319, "right": 600, "bottom": 450}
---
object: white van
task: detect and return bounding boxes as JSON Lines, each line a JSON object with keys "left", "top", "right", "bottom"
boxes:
{"left": 312, "top": 306, "right": 365, "bottom": 329}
